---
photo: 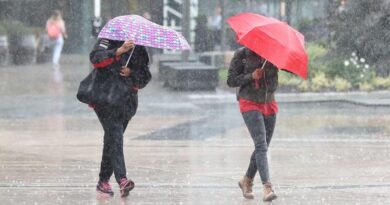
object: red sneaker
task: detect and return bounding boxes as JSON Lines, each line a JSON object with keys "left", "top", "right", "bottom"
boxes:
{"left": 119, "top": 178, "right": 135, "bottom": 197}
{"left": 96, "top": 180, "right": 114, "bottom": 196}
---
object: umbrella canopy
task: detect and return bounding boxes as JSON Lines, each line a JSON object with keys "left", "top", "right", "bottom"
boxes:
{"left": 98, "top": 15, "right": 191, "bottom": 51}
{"left": 227, "top": 13, "right": 308, "bottom": 79}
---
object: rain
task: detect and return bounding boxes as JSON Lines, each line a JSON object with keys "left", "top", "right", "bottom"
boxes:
{"left": 0, "top": 0, "right": 389, "bottom": 204}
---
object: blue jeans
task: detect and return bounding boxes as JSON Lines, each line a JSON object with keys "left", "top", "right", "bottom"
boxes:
{"left": 52, "top": 36, "right": 63, "bottom": 65}
{"left": 242, "top": 111, "right": 276, "bottom": 184}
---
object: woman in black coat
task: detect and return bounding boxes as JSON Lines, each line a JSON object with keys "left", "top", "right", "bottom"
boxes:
{"left": 89, "top": 39, "right": 151, "bottom": 197}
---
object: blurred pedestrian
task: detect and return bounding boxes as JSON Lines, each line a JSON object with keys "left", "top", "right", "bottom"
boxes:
{"left": 227, "top": 47, "right": 278, "bottom": 202}
{"left": 91, "top": 16, "right": 105, "bottom": 38}
{"left": 208, "top": 7, "right": 222, "bottom": 49}
{"left": 46, "top": 10, "right": 68, "bottom": 66}
{"left": 90, "top": 38, "right": 151, "bottom": 197}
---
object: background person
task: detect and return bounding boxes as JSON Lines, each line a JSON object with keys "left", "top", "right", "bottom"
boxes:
{"left": 208, "top": 7, "right": 222, "bottom": 49}
{"left": 46, "top": 10, "right": 68, "bottom": 66}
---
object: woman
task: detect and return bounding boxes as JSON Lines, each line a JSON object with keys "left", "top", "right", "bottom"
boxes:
{"left": 46, "top": 10, "right": 68, "bottom": 66}
{"left": 90, "top": 38, "right": 151, "bottom": 197}
{"left": 227, "top": 47, "right": 278, "bottom": 202}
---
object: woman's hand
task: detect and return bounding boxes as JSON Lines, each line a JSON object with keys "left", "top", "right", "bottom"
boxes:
{"left": 116, "top": 40, "right": 135, "bottom": 56}
{"left": 120, "top": 66, "right": 131, "bottom": 77}
{"left": 252, "top": 68, "right": 264, "bottom": 80}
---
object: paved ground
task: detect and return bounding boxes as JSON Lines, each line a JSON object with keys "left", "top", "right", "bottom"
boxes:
{"left": 1, "top": 56, "right": 390, "bottom": 204}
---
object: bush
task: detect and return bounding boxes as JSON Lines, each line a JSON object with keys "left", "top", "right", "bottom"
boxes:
{"left": 297, "top": 80, "right": 310, "bottom": 92}
{"left": 306, "top": 43, "right": 328, "bottom": 79}
{"left": 327, "top": 0, "right": 390, "bottom": 76}
{"left": 373, "top": 76, "right": 390, "bottom": 89}
{"left": 298, "top": 18, "right": 328, "bottom": 43}
{"left": 2, "top": 21, "right": 33, "bottom": 36}
{"left": 218, "top": 68, "right": 228, "bottom": 82}
{"left": 359, "top": 82, "right": 374, "bottom": 91}
{"left": 333, "top": 77, "right": 352, "bottom": 91}
{"left": 326, "top": 53, "right": 375, "bottom": 88}
{"left": 311, "top": 72, "right": 330, "bottom": 91}
{"left": 278, "top": 71, "right": 302, "bottom": 87}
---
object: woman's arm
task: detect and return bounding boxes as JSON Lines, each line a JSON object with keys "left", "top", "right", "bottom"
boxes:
{"left": 60, "top": 20, "right": 68, "bottom": 39}
{"left": 130, "top": 48, "right": 151, "bottom": 89}
{"left": 90, "top": 40, "right": 134, "bottom": 69}
{"left": 89, "top": 39, "right": 119, "bottom": 69}
{"left": 227, "top": 49, "right": 253, "bottom": 87}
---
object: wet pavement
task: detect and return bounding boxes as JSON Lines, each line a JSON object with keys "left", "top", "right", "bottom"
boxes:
{"left": 1, "top": 56, "right": 390, "bottom": 204}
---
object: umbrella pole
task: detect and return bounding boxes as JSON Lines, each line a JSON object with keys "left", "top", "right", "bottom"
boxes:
{"left": 255, "top": 60, "right": 268, "bottom": 89}
{"left": 261, "top": 60, "right": 267, "bottom": 70}
{"left": 125, "top": 45, "right": 136, "bottom": 67}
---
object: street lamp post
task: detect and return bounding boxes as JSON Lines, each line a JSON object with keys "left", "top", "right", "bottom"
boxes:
{"left": 94, "top": 0, "right": 101, "bottom": 17}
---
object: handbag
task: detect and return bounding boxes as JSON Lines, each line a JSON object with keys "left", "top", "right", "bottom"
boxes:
{"left": 76, "top": 68, "right": 130, "bottom": 107}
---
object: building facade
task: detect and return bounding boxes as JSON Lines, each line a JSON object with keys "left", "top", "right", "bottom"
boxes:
{"left": 0, "top": 0, "right": 329, "bottom": 53}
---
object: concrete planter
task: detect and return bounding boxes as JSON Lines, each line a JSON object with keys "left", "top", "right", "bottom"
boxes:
{"left": 9, "top": 34, "right": 37, "bottom": 65}
{"left": 36, "top": 34, "right": 53, "bottom": 64}
{"left": 162, "top": 61, "right": 219, "bottom": 91}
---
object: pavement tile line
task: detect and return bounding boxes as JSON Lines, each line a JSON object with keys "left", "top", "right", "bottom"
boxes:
{"left": 187, "top": 91, "right": 390, "bottom": 107}
{"left": 2, "top": 184, "right": 390, "bottom": 190}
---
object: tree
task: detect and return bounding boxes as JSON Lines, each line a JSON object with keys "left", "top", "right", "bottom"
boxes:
{"left": 327, "top": 0, "right": 390, "bottom": 76}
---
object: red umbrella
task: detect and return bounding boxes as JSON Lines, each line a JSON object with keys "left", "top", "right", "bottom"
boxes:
{"left": 227, "top": 13, "right": 308, "bottom": 79}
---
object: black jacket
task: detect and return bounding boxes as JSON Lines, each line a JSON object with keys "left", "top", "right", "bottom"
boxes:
{"left": 90, "top": 38, "right": 152, "bottom": 91}
{"left": 227, "top": 47, "right": 278, "bottom": 103}
{"left": 89, "top": 39, "right": 152, "bottom": 117}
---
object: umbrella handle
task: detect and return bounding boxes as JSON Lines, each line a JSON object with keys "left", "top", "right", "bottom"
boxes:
{"left": 255, "top": 60, "right": 267, "bottom": 89}
{"left": 125, "top": 45, "right": 136, "bottom": 67}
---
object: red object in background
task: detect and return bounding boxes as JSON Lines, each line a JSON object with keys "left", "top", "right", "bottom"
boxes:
{"left": 227, "top": 13, "right": 308, "bottom": 79}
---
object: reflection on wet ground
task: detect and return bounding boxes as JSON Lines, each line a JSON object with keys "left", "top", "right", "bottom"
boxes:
{"left": 1, "top": 63, "right": 390, "bottom": 204}
{"left": 138, "top": 101, "right": 390, "bottom": 140}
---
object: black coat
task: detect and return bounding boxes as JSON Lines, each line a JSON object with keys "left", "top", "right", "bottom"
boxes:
{"left": 89, "top": 38, "right": 152, "bottom": 117}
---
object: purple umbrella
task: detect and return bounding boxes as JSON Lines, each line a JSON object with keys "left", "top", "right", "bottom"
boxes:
{"left": 98, "top": 15, "right": 191, "bottom": 51}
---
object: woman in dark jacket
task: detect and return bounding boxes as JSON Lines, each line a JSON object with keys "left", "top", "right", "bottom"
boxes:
{"left": 227, "top": 47, "right": 278, "bottom": 202}
{"left": 90, "top": 38, "right": 151, "bottom": 197}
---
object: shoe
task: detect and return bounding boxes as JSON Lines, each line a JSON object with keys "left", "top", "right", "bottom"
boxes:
{"left": 263, "top": 182, "right": 277, "bottom": 201}
{"left": 238, "top": 176, "right": 254, "bottom": 199}
{"left": 96, "top": 180, "right": 114, "bottom": 196}
{"left": 119, "top": 178, "right": 135, "bottom": 197}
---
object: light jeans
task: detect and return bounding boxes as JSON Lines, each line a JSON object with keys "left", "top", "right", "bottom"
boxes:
{"left": 52, "top": 36, "right": 64, "bottom": 65}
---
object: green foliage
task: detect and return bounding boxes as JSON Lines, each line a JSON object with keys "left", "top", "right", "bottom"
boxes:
{"left": 1, "top": 21, "right": 34, "bottom": 36}
{"left": 327, "top": 0, "right": 390, "bottom": 76}
{"left": 311, "top": 72, "right": 330, "bottom": 92}
{"left": 298, "top": 18, "right": 327, "bottom": 43}
{"left": 297, "top": 80, "right": 309, "bottom": 92}
{"left": 333, "top": 77, "right": 352, "bottom": 91}
{"left": 373, "top": 76, "right": 390, "bottom": 89}
{"left": 325, "top": 53, "right": 375, "bottom": 88}
{"left": 306, "top": 43, "right": 328, "bottom": 79}
{"left": 278, "top": 71, "right": 303, "bottom": 87}
{"left": 359, "top": 82, "right": 374, "bottom": 91}
{"left": 218, "top": 68, "right": 228, "bottom": 82}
